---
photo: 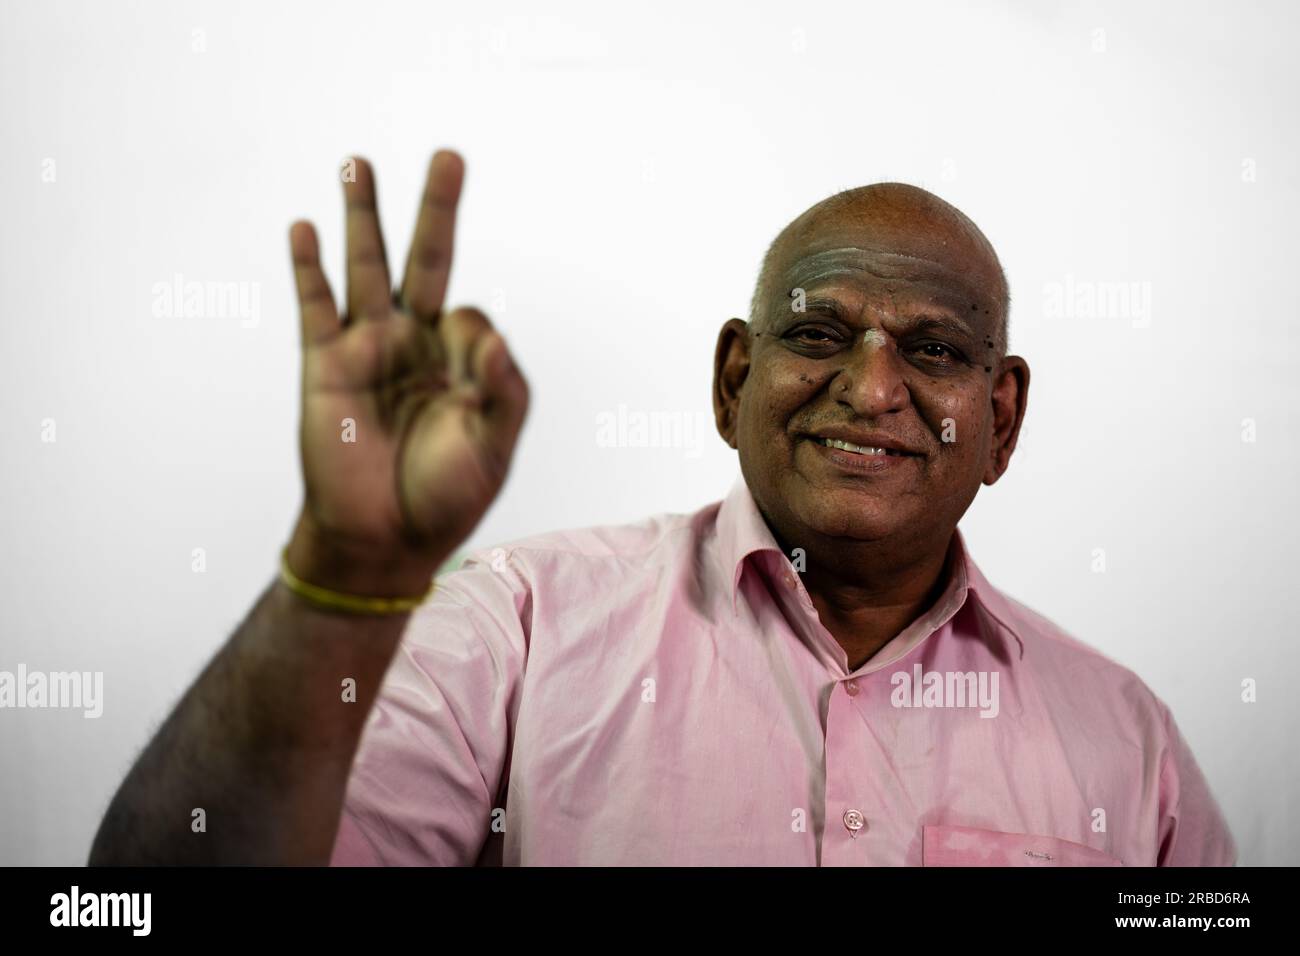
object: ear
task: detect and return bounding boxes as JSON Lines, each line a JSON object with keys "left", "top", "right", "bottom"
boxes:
{"left": 983, "top": 355, "right": 1030, "bottom": 484}
{"left": 713, "top": 318, "right": 752, "bottom": 449}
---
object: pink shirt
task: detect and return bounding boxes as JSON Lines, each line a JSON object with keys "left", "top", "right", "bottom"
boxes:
{"left": 330, "top": 477, "right": 1236, "bottom": 866}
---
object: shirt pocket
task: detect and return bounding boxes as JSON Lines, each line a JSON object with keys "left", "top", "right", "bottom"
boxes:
{"left": 922, "top": 824, "right": 1124, "bottom": 867}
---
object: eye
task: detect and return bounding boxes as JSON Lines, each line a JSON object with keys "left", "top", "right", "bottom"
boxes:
{"left": 915, "top": 341, "right": 963, "bottom": 362}
{"left": 785, "top": 324, "right": 843, "bottom": 347}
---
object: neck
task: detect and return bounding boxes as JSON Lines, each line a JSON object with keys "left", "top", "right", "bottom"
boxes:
{"left": 771, "top": 522, "right": 957, "bottom": 670}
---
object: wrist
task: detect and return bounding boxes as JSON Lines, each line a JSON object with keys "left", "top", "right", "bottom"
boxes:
{"left": 284, "top": 511, "right": 448, "bottom": 600}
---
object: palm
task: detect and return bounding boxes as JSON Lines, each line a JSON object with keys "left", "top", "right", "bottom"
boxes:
{"left": 290, "top": 153, "right": 527, "bottom": 560}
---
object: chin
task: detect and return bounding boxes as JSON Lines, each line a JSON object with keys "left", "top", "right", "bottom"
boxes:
{"left": 793, "top": 494, "right": 909, "bottom": 541}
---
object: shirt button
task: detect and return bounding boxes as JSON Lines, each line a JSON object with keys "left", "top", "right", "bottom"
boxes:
{"left": 784, "top": 573, "right": 797, "bottom": 589}
{"left": 843, "top": 809, "right": 866, "bottom": 835}
{"left": 845, "top": 680, "right": 859, "bottom": 697}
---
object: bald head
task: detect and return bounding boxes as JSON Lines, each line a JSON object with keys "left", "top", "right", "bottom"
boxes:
{"left": 749, "top": 183, "right": 1010, "bottom": 358}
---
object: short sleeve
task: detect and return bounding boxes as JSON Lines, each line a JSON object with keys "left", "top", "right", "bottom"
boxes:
{"left": 1155, "top": 702, "right": 1237, "bottom": 866}
{"left": 328, "top": 547, "right": 531, "bottom": 866}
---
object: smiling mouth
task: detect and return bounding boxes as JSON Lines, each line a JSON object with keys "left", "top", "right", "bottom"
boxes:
{"left": 813, "top": 437, "right": 916, "bottom": 458}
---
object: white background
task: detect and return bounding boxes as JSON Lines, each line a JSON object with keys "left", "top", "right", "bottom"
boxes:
{"left": 1, "top": 0, "right": 1295, "bottom": 865}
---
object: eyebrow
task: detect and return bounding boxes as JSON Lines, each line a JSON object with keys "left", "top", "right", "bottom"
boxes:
{"left": 786, "top": 301, "right": 984, "bottom": 346}
{"left": 910, "top": 315, "right": 981, "bottom": 345}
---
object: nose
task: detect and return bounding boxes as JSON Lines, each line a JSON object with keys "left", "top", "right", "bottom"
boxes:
{"left": 831, "top": 328, "right": 910, "bottom": 417}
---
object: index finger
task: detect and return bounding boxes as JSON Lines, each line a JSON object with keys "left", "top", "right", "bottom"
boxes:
{"left": 400, "top": 149, "right": 464, "bottom": 321}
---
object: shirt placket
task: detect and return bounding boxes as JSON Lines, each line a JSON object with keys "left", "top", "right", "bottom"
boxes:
{"left": 770, "top": 556, "right": 874, "bottom": 863}
{"left": 820, "top": 676, "right": 876, "bottom": 865}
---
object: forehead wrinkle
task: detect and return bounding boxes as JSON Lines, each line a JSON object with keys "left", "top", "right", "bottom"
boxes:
{"left": 791, "top": 264, "right": 994, "bottom": 323}
{"left": 781, "top": 246, "right": 970, "bottom": 289}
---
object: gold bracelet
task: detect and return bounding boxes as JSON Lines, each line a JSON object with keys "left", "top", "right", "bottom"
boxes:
{"left": 278, "top": 546, "right": 434, "bottom": 615}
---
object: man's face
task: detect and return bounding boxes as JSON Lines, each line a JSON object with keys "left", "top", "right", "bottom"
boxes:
{"left": 714, "top": 192, "right": 1026, "bottom": 553}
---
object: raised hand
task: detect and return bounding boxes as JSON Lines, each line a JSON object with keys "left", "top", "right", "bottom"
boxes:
{"left": 286, "top": 152, "right": 529, "bottom": 595}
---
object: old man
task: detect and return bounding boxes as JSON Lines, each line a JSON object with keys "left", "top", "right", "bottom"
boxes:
{"left": 90, "top": 151, "right": 1236, "bottom": 867}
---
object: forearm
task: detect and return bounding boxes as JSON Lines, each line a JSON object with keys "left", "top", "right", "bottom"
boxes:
{"left": 89, "top": 527, "right": 440, "bottom": 865}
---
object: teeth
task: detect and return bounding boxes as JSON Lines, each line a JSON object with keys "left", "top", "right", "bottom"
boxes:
{"left": 819, "top": 437, "right": 901, "bottom": 456}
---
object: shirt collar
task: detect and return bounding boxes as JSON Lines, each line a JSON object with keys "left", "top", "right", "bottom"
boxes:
{"left": 716, "top": 474, "right": 1026, "bottom": 659}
